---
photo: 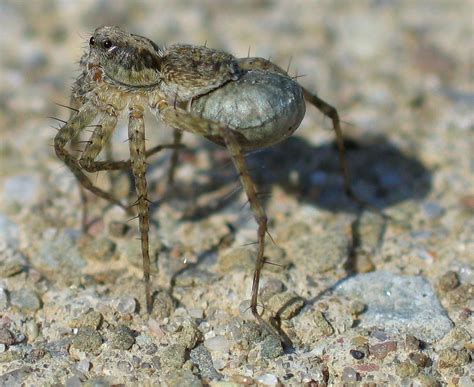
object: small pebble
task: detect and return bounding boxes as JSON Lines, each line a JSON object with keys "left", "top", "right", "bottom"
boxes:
{"left": 117, "top": 360, "right": 132, "bottom": 373}
{"left": 151, "top": 291, "right": 175, "bottom": 319}
{"left": 437, "top": 271, "right": 460, "bottom": 292}
{"left": 405, "top": 335, "right": 421, "bottom": 351}
{"left": 110, "top": 325, "right": 135, "bottom": 350}
{"left": 349, "top": 300, "right": 366, "bottom": 316}
{"left": 71, "top": 328, "right": 103, "bottom": 353}
{"left": 173, "top": 318, "right": 201, "bottom": 350}
{"left": 416, "top": 374, "right": 441, "bottom": 387}
{"left": 70, "top": 310, "right": 103, "bottom": 330}
{"left": 26, "top": 320, "right": 39, "bottom": 342}
{"left": 108, "top": 221, "right": 130, "bottom": 237}
{"left": 408, "top": 352, "right": 431, "bottom": 368}
{"left": 0, "top": 344, "right": 6, "bottom": 352}
{"left": 437, "top": 348, "right": 470, "bottom": 369}
{"left": 369, "top": 341, "right": 397, "bottom": 360}
{"left": 260, "top": 278, "right": 285, "bottom": 302}
{"left": 0, "top": 288, "right": 9, "bottom": 310}
{"left": 10, "top": 289, "right": 42, "bottom": 312}
{"left": 342, "top": 367, "right": 360, "bottom": 382}
{"left": 189, "top": 344, "right": 222, "bottom": 381}
{"left": 446, "top": 284, "right": 474, "bottom": 305}
{"left": 188, "top": 308, "right": 204, "bottom": 319}
{"left": 255, "top": 373, "right": 279, "bottom": 386}
{"left": 267, "top": 291, "right": 305, "bottom": 320}
{"left": 0, "top": 350, "right": 22, "bottom": 363}
{"left": 0, "top": 253, "right": 24, "bottom": 277}
{"left": 370, "top": 329, "right": 389, "bottom": 341}
{"left": 396, "top": 360, "right": 419, "bottom": 378}
{"left": 421, "top": 202, "right": 445, "bottom": 219}
{"left": 77, "top": 359, "right": 91, "bottom": 373}
{"left": 163, "top": 369, "right": 202, "bottom": 387}
{"left": 115, "top": 297, "right": 137, "bottom": 314}
{"left": 204, "top": 335, "right": 231, "bottom": 353}
{"left": 160, "top": 344, "right": 186, "bottom": 369}
{"left": 312, "top": 311, "right": 334, "bottom": 337}
{"left": 79, "top": 237, "right": 116, "bottom": 262}
{"left": 260, "top": 334, "right": 284, "bottom": 359}
{"left": 0, "top": 327, "right": 16, "bottom": 346}
{"left": 350, "top": 349, "right": 365, "bottom": 360}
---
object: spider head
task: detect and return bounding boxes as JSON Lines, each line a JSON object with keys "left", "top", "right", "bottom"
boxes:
{"left": 88, "top": 26, "right": 163, "bottom": 87}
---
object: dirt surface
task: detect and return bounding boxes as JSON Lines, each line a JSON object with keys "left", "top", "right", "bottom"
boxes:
{"left": 0, "top": 1, "right": 472, "bottom": 385}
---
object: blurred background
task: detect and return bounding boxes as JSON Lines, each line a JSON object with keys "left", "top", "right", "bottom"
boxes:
{"left": 0, "top": 0, "right": 471, "bottom": 210}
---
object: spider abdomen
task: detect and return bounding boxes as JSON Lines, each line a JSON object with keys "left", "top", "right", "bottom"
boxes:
{"left": 191, "top": 70, "right": 305, "bottom": 150}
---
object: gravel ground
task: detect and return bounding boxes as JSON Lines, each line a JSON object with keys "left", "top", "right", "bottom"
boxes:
{"left": 0, "top": 1, "right": 473, "bottom": 385}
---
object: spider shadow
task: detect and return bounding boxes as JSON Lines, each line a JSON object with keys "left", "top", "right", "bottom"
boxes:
{"left": 162, "top": 133, "right": 431, "bottom": 217}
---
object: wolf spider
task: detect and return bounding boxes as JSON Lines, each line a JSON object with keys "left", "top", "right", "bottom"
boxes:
{"left": 55, "top": 26, "right": 360, "bottom": 333}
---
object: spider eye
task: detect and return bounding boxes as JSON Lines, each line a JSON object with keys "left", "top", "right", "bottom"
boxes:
{"left": 89, "top": 36, "right": 95, "bottom": 46}
{"left": 103, "top": 40, "right": 113, "bottom": 49}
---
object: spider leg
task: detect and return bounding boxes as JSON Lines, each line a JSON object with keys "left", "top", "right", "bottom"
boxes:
{"left": 54, "top": 101, "right": 128, "bottom": 212}
{"left": 167, "top": 129, "right": 183, "bottom": 184}
{"left": 128, "top": 104, "right": 152, "bottom": 313}
{"left": 155, "top": 101, "right": 276, "bottom": 335}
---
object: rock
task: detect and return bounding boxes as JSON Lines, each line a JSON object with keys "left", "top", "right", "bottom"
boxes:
{"left": 69, "top": 310, "right": 103, "bottom": 330}
{"left": 396, "top": 360, "right": 419, "bottom": 378}
{"left": 0, "top": 288, "right": 9, "bottom": 310}
{"left": 10, "top": 289, "right": 42, "bottom": 312}
{"left": 0, "top": 248, "right": 25, "bottom": 277}
{"left": 437, "top": 348, "right": 470, "bottom": 369}
{"left": 259, "top": 278, "right": 285, "bottom": 302}
{"left": 260, "top": 334, "right": 283, "bottom": 359}
{"left": 312, "top": 311, "right": 334, "bottom": 338}
{"left": 25, "top": 320, "right": 39, "bottom": 342}
{"left": 0, "top": 350, "right": 23, "bottom": 363}
{"left": 408, "top": 352, "right": 431, "bottom": 368}
{"left": 0, "top": 327, "right": 16, "bottom": 345}
{"left": 150, "top": 291, "right": 175, "bottom": 320}
{"left": 36, "top": 231, "right": 86, "bottom": 272}
{"left": 445, "top": 284, "right": 474, "bottom": 306}
{"left": 160, "top": 344, "right": 186, "bottom": 369}
{"left": 2, "top": 174, "right": 40, "bottom": 207}
{"left": 255, "top": 373, "right": 279, "bottom": 386}
{"left": 437, "top": 271, "right": 460, "bottom": 292}
{"left": 405, "top": 335, "right": 421, "bottom": 351}
{"left": 335, "top": 271, "right": 453, "bottom": 342}
{"left": 0, "top": 215, "right": 20, "bottom": 248}
{"left": 173, "top": 268, "right": 218, "bottom": 287}
{"left": 71, "top": 328, "right": 103, "bottom": 354}
{"left": 266, "top": 291, "right": 305, "bottom": 320}
{"left": 79, "top": 237, "right": 117, "bottom": 262}
{"left": 369, "top": 341, "right": 397, "bottom": 360}
{"left": 110, "top": 325, "right": 135, "bottom": 350}
{"left": 204, "top": 335, "right": 231, "bottom": 353}
{"left": 115, "top": 297, "right": 137, "bottom": 314}
{"left": 108, "top": 221, "right": 130, "bottom": 237}
{"left": 218, "top": 246, "right": 255, "bottom": 273}
{"left": 164, "top": 369, "right": 202, "bottom": 387}
{"left": 189, "top": 344, "right": 223, "bottom": 380}
{"left": 342, "top": 367, "right": 360, "bottom": 382}
{"left": 283, "top": 225, "right": 349, "bottom": 273}
{"left": 77, "top": 359, "right": 91, "bottom": 373}
{"left": 174, "top": 318, "right": 201, "bottom": 350}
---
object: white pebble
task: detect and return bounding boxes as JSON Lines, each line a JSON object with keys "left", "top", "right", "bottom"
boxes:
{"left": 77, "top": 359, "right": 91, "bottom": 373}
{"left": 188, "top": 308, "right": 204, "bottom": 319}
{"left": 255, "top": 373, "right": 279, "bottom": 386}
{"left": 204, "top": 335, "right": 231, "bottom": 353}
